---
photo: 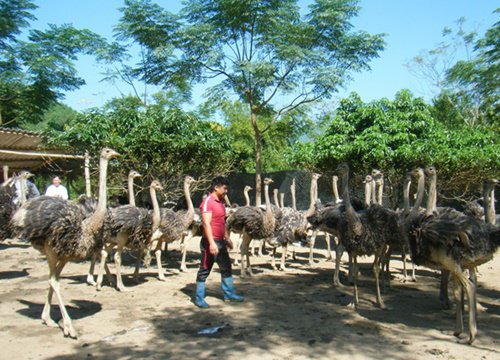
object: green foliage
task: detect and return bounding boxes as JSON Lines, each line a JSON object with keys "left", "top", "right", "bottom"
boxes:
{"left": 292, "top": 90, "right": 500, "bottom": 204}
{"left": 45, "top": 105, "right": 233, "bottom": 198}
{"left": 0, "top": 0, "right": 113, "bottom": 127}
{"left": 19, "top": 102, "right": 77, "bottom": 132}
{"left": 221, "top": 100, "right": 312, "bottom": 172}
{"left": 114, "top": 0, "right": 385, "bottom": 201}
{"left": 444, "top": 10, "right": 500, "bottom": 128}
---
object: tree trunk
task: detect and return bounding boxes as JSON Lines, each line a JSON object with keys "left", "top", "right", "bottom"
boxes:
{"left": 251, "top": 110, "right": 262, "bottom": 207}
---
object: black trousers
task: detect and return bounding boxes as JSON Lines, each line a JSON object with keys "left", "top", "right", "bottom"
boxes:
{"left": 196, "top": 238, "right": 232, "bottom": 282}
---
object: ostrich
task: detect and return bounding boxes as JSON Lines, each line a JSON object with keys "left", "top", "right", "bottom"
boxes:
{"left": 380, "top": 171, "right": 416, "bottom": 287}
{"left": 336, "top": 163, "right": 401, "bottom": 309}
{"left": 234, "top": 185, "right": 253, "bottom": 266}
{"left": 307, "top": 173, "right": 368, "bottom": 287}
{"left": 94, "top": 174, "right": 157, "bottom": 292}
{"left": 226, "top": 178, "right": 279, "bottom": 277}
{"left": 406, "top": 169, "right": 499, "bottom": 344}
{"left": 1, "top": 171, "right": 33, "bottom": 241}
{"left": 11, "top": 148, "right": 119, "bottom": 338}
{"left": 148, "top": 176, "right": 196, "bottom": 280}
{"left": 307, "top": 173, "right": 334, "bottom": 265}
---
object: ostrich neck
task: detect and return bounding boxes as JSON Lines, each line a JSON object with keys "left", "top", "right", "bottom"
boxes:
{"left": 332, "top": 177, "right": 340, "bottom": 203}
{"left": 483, "top": 184, "right": 496, "bottom": 225}
{"left": 273, "top": 190, "right": 279, "bottom": 208}
{"left": 426, "top": 173, "right": 437, "bottom": 215}
{"left": 244, "top": 190, "right": 250, "bottom": 207}
{"left": 279, "top": 193, "right": 284, "bottom": 209}
{"left": 412, "top": 175, "right": 425, "bottom": 213}
{"left": 305, "top": 177, "right": 318, "bottom": 217}
{"left": 3, "top": 165, "right": 8, "bottom": 183}
{"left": 128, "top": 175, "right": 136, "bottom": 206}
{"left": 264, "top": 183, "right": 272, "bottom": 220}
{"left": 403, "top": 178, "right": 411, "bottom": 212}
{"left": 371, "top": 180, "right": 378, "bottom": 205}
{"left": 291, "top": 180, "right": 297, "bottom": 210}
{"left": 364, "top": 181, "right": 372, "bottom": 207}
{"left": 377, "top": 180, "right": 384, "bottom": 205}
{"left": 184, "top": 180, "right": 194, "bottom": 221}
{"left": 342, "top": 172, "right": 353, "bottom": 211}
{"left": 150, "top": 186, "right": 161, "bottom": 230}
{"left": 19, "top": 178, "right": 27, "bottom": 204}
{"left": 87, "top": 157, "right": 109, "bottom": 230}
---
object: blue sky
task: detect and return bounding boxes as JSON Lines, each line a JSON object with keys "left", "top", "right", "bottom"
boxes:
{"left": 28, "top": 0, "right": 498, "bottom": 111}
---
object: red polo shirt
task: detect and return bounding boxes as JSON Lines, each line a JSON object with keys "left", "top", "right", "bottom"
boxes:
{"left": 199, "top": 193, "right": 226, "bottom": 240}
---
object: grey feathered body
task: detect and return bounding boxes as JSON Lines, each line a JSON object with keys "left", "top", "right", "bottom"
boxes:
{"left": 0, "top": 183, "right": 16, "bottom": 240}
{"left": 11, "top": 196, "right": 107, "bottom": 260}
{"left": 226, "top": 206, "right": 279, "bottom": 240}
{"left": 407, "top": 208, "right": 499, "bottom": 270}
{"left": 339, "top": 205, "right": 401, "bottom": 257}
{"left": 109, "top": 205, "right": 153, "bottom": 250}
{"left": 154, "top": 208, "right": 187, "bottom": 243}
{"left": 271, "top": 207, "right": 309, "bottom": 247}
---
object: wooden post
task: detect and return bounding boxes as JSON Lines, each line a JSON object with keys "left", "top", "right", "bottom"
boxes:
{"left": 84, "top": 151, "right": 91, "bottom": 197}
{"left": 2, "top": 165, "right": 8, "bottom": 182}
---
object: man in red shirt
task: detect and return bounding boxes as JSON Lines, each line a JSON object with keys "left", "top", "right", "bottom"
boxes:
{"left": 195, "top": 176, "right": 244, "bottom": 308}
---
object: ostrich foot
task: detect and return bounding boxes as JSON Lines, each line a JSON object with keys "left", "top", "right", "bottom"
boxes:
{"left": 347, "top": 301, "right": 357, "bottom": 310}
{"left": 377, "top": 302, "right": 389, "bottom": 310}
{"left": 42, "top": 316, "right": 58, "bottom": 328}
{"left": 59, "top": 319, "right": 78, "bottom": 339}
{"left": 86, "top": 275, "right": 96, "bottom": 286}
{"left": 117, "top": 285, "right": 132, "bottom": 292}
{"left": 271, "top": 265, "right": 278, "bottom": 271}
{"left": 158, "top": 275, "right": 166, "bottom": 282}
{"left": 326, "top": 255, "right": 333, "bottom": 261}
{"left": 180, "top": 266, "right": 188, "bottom": 273}
{"left": 333, "top": 280, "right": 345, "bottom": 288}
{"left": 410, "top": 276, "right": 417, "bottom": 282}
{"left": 279, "top": 266, "right": 288, "bottom": 272}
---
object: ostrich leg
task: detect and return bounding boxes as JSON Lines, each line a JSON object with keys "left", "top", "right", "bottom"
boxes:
{"left": 44, "top": 248, "right": 77, "bottom": 338}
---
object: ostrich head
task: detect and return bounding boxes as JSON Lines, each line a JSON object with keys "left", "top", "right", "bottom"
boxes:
{"left": 264, "top": 178, "right": 273, "bottom": 185}
{"left": 150, "top": 180, "right": 163, "bottom": 191}
{"left": 332, "top": 175, "right": 338, "bottom": 182}
{"left": 312, "top": 173, "right": 322, "bottom": 180}
{"left": 410, "top": 168, "right": 424, "bottom": 180}
{"left": 484, "top": 179, "right": 498, "bottom": 188}
{"left": 335, "top": 163, "right": 349, "bottom": 176}
{"left": 185, "top": 176, "right": 195, "bottom": 185}
{"left": 129, "top": 170, "right": 142, "bottom": 179}
{"left": 17, "top": 170, "right": 34, "bottom": 180}
{"left": 363, "top": 175, "right": 373, "bottom": 184}
{"left": 244, "top": 185, "right": 253, "bottom": 192}
{"left": 101, "top": 147, "right": 120, "bottom": 160}
{"left": 424, "top": 166, "right": 437, "bottom": 177}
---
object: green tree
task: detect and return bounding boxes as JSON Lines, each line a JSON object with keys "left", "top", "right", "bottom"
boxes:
{"left": 221, "top": 100, "right": 311, "bottom": 172}
{"left": 407, "top": 14, "right": 499, "bottom": 128}
{"left": 292, "top": 90, "right": 500, "bottom": 206}
{"left": 115, "top": 0, "right": 385, "bottom": 204}
{"left": 20, "top": 102, "right": 78, "bottom": 132}
{"left": 46, "top": 105, "right": 233, "bottom": 201}
{"left": 0, "top": 0, "right": 113, "bottom": 127}
{"left": 445, "top": 10, "right": 500, "bottom": 128}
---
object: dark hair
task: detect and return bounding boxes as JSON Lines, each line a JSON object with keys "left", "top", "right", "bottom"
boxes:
{"left": 209, "top": 176, "right": 229, "bottom": 192}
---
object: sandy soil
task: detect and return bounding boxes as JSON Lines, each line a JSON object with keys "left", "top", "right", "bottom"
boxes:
{"left": 0, "top": 233, "right": 498, "bottom": 360}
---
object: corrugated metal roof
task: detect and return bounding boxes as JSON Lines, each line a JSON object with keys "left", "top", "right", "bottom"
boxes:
{"left": 0, "top": 127, "right": 83, "bottom": 172}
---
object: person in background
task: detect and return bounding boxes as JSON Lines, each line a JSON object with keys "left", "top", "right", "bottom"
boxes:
{"left": 45, "top": 176, "right": 68, "bottom": 200}
{"left": 13, "top": 170, "right": 40, "bottom": 205}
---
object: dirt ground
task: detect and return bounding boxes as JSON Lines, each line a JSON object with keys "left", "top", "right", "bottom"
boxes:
{"left": 0, "top": 233, "right": 498, "bottom": 360}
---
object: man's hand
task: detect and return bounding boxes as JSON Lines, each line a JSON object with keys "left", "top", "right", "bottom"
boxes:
{"left": 225, "top": 238, "right": 234, "bottom": 250}
{"left": 209, "top": 243, "right": 219, "bottom": 256}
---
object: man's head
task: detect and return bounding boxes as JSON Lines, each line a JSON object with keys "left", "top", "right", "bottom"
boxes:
{"left": 52, "top": 176, "right": 61, "bottom": 186}
{"left": 209, "top": 176, "right": 229, "bottom": 199}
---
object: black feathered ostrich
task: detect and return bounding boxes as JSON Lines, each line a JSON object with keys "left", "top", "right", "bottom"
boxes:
{"left": 11, "top": 148, "right": 119, "bottom": 338}
{"left": 406, "top": 167, "right": 499, "bottom": 344}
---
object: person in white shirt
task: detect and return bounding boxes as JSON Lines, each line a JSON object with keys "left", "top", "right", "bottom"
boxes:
{"left": 45, "top": 176, "right": 68, "bottom": 200}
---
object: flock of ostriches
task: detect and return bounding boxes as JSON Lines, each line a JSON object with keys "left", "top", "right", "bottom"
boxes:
{"left": 0, "top": 148, "right": 498, "bottom": 344}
